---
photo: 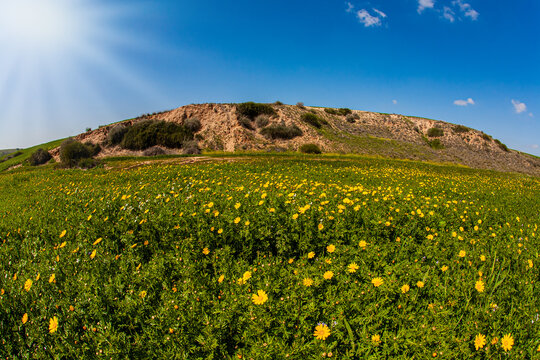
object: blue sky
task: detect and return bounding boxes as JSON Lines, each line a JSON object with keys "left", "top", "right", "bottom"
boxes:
{"left": 0, "top": 0, "right": 538, "bottom": 155}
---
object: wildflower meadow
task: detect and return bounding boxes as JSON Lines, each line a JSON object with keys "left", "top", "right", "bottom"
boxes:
{"left": 0, "top": 156, "right": 538, "bottom": 358}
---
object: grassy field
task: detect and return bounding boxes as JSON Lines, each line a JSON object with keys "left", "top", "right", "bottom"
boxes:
{"left": 0, "top": 139, "right": 65, "bottom": 172}
{"left": 0, "top": 156, "right": 538, "bottom": 358}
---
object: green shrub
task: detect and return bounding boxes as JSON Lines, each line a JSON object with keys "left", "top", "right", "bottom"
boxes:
{"left": 183, "top": 141, "right": 201, "bottom": 155}
{"left": 427, "top": 127, "right": 444, "bottom": 137}
{"left": 108, "top": 125, "right": 129, "bottom": 146}
{"left": 494, "top": 139, "right": 509, "bottom": 152}
{"left": 296, "top": 102, "right": 305, "bottom": 108}
{"left": 260, "top": 124, "right": 303, "bottom": 140}
{"left": 324, "top": 108, "right": 339, "bottom": 115}
{"left": 29, "top": 148, "right": 52, "bottom": 166}
{"left": 426, "top": 138, "right": 444, "bottom": 149}
{"left": 337, "top": 108, "right": 352, "bottom": 116}
{"left": 299, "top": 143, "right": 322, "bottom": 154}
{"left": 236, "top": 102, "right": 276, "bottom": 120}
{"left": 301, "top": 113, "right": 326, "bottom": 128}
{"left": 274, "top": 100, "right": 284, "bottom": 105}
{"left": 238, "top": 116, "right": 254, "bottom": 130}
{"left": 481, "top": 133, "right": 492, "bottom": 141}
{"left": 121, "top": 120, "right": 193, "bottom": 150}
{"left": 346, "top": 114, "right": 358, "bottom": 123}
{"left": 255, "top": 115, "right": 270, "bottom": 128}
{"left": 184, "top": 118, "right": 202, "bottom": 133}
{"left": 452, "top": 125, "right": 470, "bottom": 133}
{"left": 59, "top": 139, "right": 98, "bottom": 167}
{"left": 78, "top": 158, "right": 99, "bottom": 169}
{"left": 143, "top": 146, "right": 167, "bottom": 157}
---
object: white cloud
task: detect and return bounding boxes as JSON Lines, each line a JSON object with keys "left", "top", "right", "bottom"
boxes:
{"left": 529, "top": 113, "right": 534, "bottom": 117}
{"left": 355, "top": 9, "right": 384, "bottom": 27}
{"left": 392, "top": 99, "right": 398, "bottom": 105}
{"left": 531, "top": 144, "right": 539, "bottom": 149}
{"left": 511, "top": 99, "right": 527, "bottom": 114}
{"left": 373, "top": 8, "right": 387, "bottom": 18}
{"left": 418, "top": 0, "right": 435, "bottom": 13}
{"left": 346, "top": 2, "right": 354, "bottom": 13}
{"left": 443, "top": 6, "right": 455, "bottom": 22}
{"left": 453, "top": 0, "right": 479, "bottom": 20}
{"left": 454, "top": 98, "right": 475, "bottom": 106}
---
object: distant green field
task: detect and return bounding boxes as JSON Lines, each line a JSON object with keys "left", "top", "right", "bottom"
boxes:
{"left": 0, "top": 157, "right": 538, "bottom": 358}
{"left": 0, "top": 139, "right": 65, "bottom": 172}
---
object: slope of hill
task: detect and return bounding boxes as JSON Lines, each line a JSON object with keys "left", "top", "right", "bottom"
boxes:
{"left": 47, "top": 102, "right": 539, "bottom": 176}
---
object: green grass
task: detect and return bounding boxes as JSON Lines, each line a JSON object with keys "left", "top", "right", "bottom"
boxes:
{"left": 0, "top": 156, "right": 538, "bottom": 358}
{"left": 0, "top": 139, "right": 65, "bottom": 172}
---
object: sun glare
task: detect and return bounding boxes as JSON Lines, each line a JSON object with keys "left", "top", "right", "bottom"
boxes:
{"left": 0, "top": 0, "right": 78, "bottom": 53}
{"left": 0, "top": 0, "right": 160, "bottom": 148}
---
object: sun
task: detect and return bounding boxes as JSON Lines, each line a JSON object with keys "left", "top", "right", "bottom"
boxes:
{"left": 0, "top": 0, "right": 79, "bottom": 53}
{"left": 0, "top": 0, "right": 159, "bottom": 149}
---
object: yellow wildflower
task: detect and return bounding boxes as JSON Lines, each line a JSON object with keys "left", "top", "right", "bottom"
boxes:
{"left": 24, "top": 279, "right": 32, "bottom": 292}
{"left": 359, "top": 240, "right": 367, "bottom": 249}
{"left": 474, "top": 334, "right": 486, "bottom": 350}
{"left": 347, "top": 263, "right": 359, "bottom": 273}
{"left": 251, "top": 290, "right": 268, "bottom": 305}
{"left": 327, "top": 244, "right": 335, "bottom": 253}
{"left": 318, "top": 223, "right": 324, "bottom": 231}
{"left": 501, "top": 334, "right": 514, "bottom": 352}
{"left": 203, "top": 248, "right": 210, "bottom": 255}
{"left": 242, "top": 271, "right": 251, "bottom": 281}
{"left": 459, "top": 250, "right": 466, "bottom": 258}
{"left": 475, "top": 280, "right": 485, "bottom": 293}
{"left": 49, "top": 316, "right": 58, "bottom": 334}
{"left": 22, "top": 313, "right": 28, "bottom": 324}
{"left": 49, "top": 273, "right": 56, "bottom": 283}
{"left": 308, "top": 251, "right": 315, "bottom": 259}
{"left": 323, "top": 271, "right": 334, "bottom": 280}
{"left": 401, "top": 284, "right": 410, "bottom": 293}
{"left": 372, "top": 334, "right": 381, "bottom": 345}
{"left": 313, "top": 324, "right": 331, "bottom": 340}
{"left": 90, "top": 250, "right": 96, "bottom": 259}
{"left": 417, "top": 281, "right": 425, "bottom": 288}
{"left": 59, "top": 230, "right": 66, "bottom": 238}
{"left": 218, "top": 275, "right": 225, "bottom": 283}
{"left": 303, "top": 278, "right": 313, "bottom": 287}
{"left": 372, "top": 277, "right": 384, "bottom": 287}
{"left": 234, "top": 217, "right": 241, "bottom": 224}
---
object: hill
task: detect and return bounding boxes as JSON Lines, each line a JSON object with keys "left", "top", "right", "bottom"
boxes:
{"left": 6, "top": 102, "right": 540, "bottom": 176}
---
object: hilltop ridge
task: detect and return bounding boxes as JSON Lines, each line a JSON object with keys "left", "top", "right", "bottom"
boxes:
{"left": 47, "top": 102, "right": 539, "bottom": 176}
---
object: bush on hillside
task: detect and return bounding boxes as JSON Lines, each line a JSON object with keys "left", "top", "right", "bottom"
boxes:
{"left": 299, "top": 143, "right": 322, "bottom": 154}
{"left": 238, "top": 116, "right": 255, "bottom": 130}
{"left": 494, "top": 139, "right": 509, "bottom": 152}
{"left": 337, "top": 108, "right": 352, "bottom": 116}
{"left": 427, "top": 127, "right": 444, "bottom": 137}
{"left": 346, "top": 114, "right": 359, "bottom": 123}
{"left": 59, "top": 139, "right": 100, "bottom": 167}
{"left": 481, "top": 133, "right": 492, "bottom": 141}
{"left": 184, "top": 118, "right": 202, "bottom": 133}
{"left": 183, "top": 141, "right": 201, "bottom": 155}
{"left": 301, "top": 113, "right": 326, "bottom": 128}
{"left": 260, "top": 124, "right": 303, "bottom": 140}
{"left": 237, "top": 102, "right": 276, "bottom": 120}
{"left": 120, "top": 120, "right": 193, "bottom": 150}
{"left": 29, "top": 148, "right": 52, "bottom": 166}
{"left": 255, "top": 115, "right": 270, "bottom": 128}
{"left": 108, "top": 125, "right": 129, "bottom": 146}
{"left": 143, "top": 146, "right": 167, "bottom": 157}
{"left": 452, "top": 125, "right": 470, "bottom": 133}
{"left": 324, "top": 108, "right": 339, "bottom": 115}
{"left": 296, "top": 102, "right": 305, "bottom": 108}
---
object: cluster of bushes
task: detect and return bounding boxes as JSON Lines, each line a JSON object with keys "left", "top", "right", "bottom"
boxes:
{"left": 427, "top": 127, "right": 444, "bottom": 137}
{"left": 324, "top": 107, "right": 352, "bottom": 116}
{"left": 260, "top": 123, "right": 303, "bottom": 140}
{"left": 300, "top": 113, "right": 327, "bottom": 129}
{"left": 59, "top": 139, "right": 101, "bottom": 168}
{"left": 108, "top": 120, "right": 196, "bottom": 151}
{"left": 346, "top": 113, "right": 360, "bottom": 123}
{"left": 29, "top": 149, "right": 52, "bottom": 166}
{"left": 236, "top": 102, "right": 276, "bottom": 120}
{"left": 452, "top": 125, "right": 470, "bottom": 133}
{"left": 299, "top": 143, "right": 322, "bottom": 154}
